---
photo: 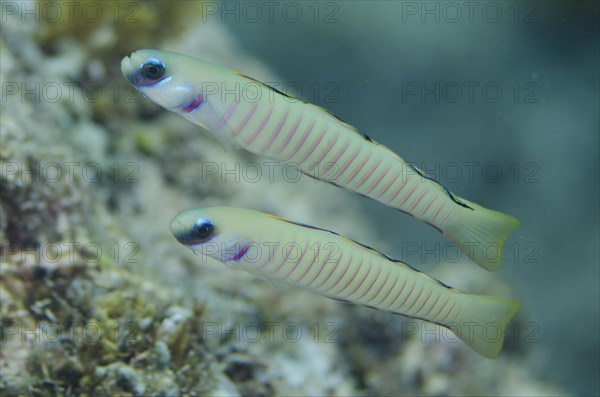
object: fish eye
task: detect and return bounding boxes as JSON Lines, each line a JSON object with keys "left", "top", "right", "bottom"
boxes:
{"left": 141, "top": 58, "right": 165, "bottom": 81}
{"left": 189, "top": 218, "right": 214, "bottom": 242}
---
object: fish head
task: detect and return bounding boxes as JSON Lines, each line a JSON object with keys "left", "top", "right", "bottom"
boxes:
{"left": 121, "top": 49, "right": 206, "bottom": 112}
{"left": 169, "top": 207, "right": 256, "bottom": 268}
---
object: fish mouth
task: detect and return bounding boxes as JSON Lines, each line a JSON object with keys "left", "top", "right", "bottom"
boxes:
{"left": 169, "top": 217, "right": 187, "bottom": 245}
{"left": 179, "top": 93, "right": 205, "bottom": 113}
{"left": 120, "top": 55, "right": 139, "bottom": 87}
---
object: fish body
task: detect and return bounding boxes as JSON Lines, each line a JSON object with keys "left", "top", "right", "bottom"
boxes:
{"left": 122, "top": 50, "right": 519, "bottom": 271}
{"left": 169, "top": 207, "right": 520, "bottom": 358}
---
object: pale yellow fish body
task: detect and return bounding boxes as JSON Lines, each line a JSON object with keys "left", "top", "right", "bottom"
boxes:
{"left": 122, "top": 50, "right": 520, "bottom": 271}
{"left": 170, "top": 207, "right": 521, "bottom": 358}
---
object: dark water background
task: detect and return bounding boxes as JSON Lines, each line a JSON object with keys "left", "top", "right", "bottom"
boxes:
{"left": 224, "top": 1, "right": 599, "bottom": 395}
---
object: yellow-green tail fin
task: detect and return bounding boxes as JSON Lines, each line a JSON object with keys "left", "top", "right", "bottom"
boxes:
{"left": 447, "top": 294, "right": 521, "bottom": 358}
{"left": 444, "top": 199, "right": 520, "bottom": 271}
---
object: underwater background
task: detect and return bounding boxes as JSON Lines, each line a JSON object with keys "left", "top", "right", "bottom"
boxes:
{"left": 0, "top": 1, "right": 598, "bottom": 396}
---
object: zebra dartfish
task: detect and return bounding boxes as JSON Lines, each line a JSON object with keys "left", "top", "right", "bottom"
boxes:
{"left": 169, "top": 207, "right": 521, "bottom": 358}
{"left": 122, "top": 50, "right": 519, "bottom": 271}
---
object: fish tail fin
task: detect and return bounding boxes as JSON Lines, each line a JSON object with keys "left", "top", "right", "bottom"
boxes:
{"left": 447, "top": 294, "right": 521, "bottom": 358}
{"left": 443, "top": 199, "right": 520, "bottom": 271}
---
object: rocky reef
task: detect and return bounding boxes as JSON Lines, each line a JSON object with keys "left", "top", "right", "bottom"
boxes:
{"left": 1, "top": 2, "right": 566, "bottom": 396}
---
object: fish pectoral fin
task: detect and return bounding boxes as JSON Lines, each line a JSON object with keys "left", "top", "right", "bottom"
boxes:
{"left": 183, "top": 100, "right": 238, "bottom": 152}
{"left": 253, "top": 275, "right": 287, "bottom": 290}
{"left": 326, "top": 296, "right": 353, "bottom": 305}
{"left": 268, "top": 279, "right": 287, "bottom": 289}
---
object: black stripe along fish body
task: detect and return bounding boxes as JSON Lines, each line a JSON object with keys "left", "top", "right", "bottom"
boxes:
{"left": 170, "top": 207, "right": 521, "bottom": 358}
{"left": 122, "top": 49, "right": 520, "bottom": 271}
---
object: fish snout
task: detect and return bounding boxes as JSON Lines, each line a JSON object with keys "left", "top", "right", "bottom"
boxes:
{"left": 121, "top": 55, "right": 139, "bottom": 88}
{"left": 169, "top": 217, "right": 188, "bottom": 246}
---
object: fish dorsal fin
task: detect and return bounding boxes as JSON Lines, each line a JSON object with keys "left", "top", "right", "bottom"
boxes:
{"left": 234, "top": 72, "right": 374, "bottom": 143}
{"left": 269, "top": 215, "right": 342, "bottom": 237}
{"left": 407, "top": 164, "right": 473, "bottom": 210}
{"left": 308, "top": 103, "right": 375, "bottom": 142}
{"left": 269, "top": 215, "right": 453, "bottom": 290}
{"left": 234, "top": 72, "right": 300, "bottom": 101}
{"left": 270, "top": 216, "right": 407, "bottom": 265}
{"left": 307, "top": 103, "right": 376, "bottom": 143}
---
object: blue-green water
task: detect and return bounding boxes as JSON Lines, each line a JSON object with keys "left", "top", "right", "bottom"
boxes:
{"left": 1, "top": 1, "right": 597, "bottom": 395}
{"left": 227, "top": 2, "right": 599, "bottom": 394}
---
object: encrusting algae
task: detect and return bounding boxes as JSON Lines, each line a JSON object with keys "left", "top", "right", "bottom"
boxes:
{"left": 0, "top": 2, "right": 567, "bottom": 396}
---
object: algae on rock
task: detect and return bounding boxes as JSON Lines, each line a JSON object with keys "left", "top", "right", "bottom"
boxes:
{"left": 1, "top": 4, "right": 565, "bottom": 396}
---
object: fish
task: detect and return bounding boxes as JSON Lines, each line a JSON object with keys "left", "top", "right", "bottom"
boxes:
{"left": 122, "top": 49, "right": 520, "bottom": 271}
{"left": 169, "top": 207, "right": 521, "bottom": 358}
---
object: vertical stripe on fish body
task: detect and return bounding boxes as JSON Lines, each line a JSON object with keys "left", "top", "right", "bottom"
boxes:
{"left": 170, "top": 207, "right": 521, "bottom": 358}
{"left": 122, "top": 50, "right": 520, "bottom": 271}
